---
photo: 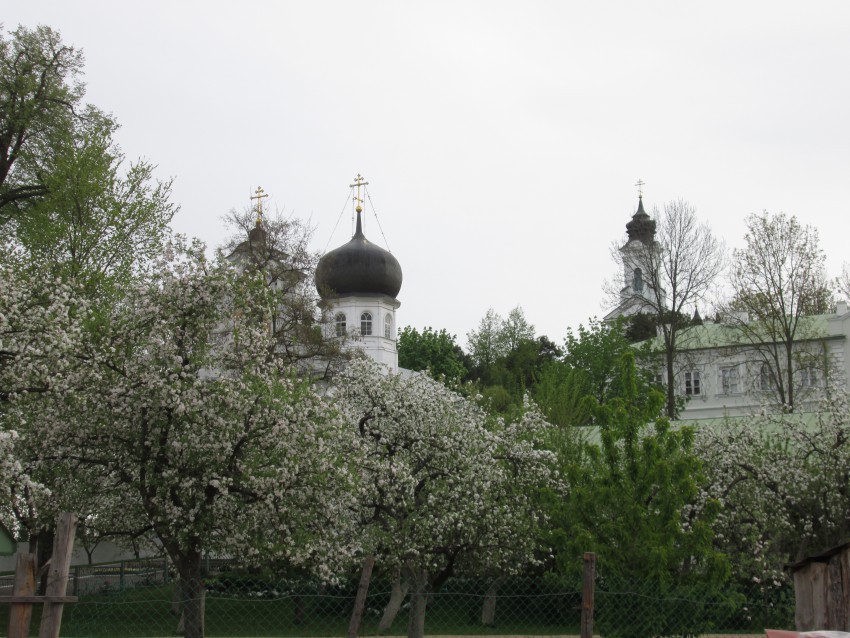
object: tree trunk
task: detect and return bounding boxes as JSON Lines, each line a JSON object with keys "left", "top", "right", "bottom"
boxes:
{"left": 406, "top": 567, "right": 429, "bottom": 638}
{"left": 171, "top": 576, "right": 182, "bottom": 616}
{"left": 378, "top": 569, "right": 410, "bottom": 633}
{"left": 481, "top": 576, "right": 506, "bottom": 626}
{"left": 665, "top": 347, "right": 676, "bottom": 419}
{"left": 347, "top": 555, "right": 375, "bottom": 638}
{"left": 786, "top": 341, "right": 795, "bottom": 412}
{"left": 34, "top": 526, "right": 55, "bottom": 595}
{"left": 293, "top": 595, "right": 304, "bottom": 625}
{"left": 173, "top": 550, "right": 205, "bottom": 638}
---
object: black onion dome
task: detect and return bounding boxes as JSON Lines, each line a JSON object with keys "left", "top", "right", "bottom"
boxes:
{"left": 315, "top": 211, "right": 402, "bottom": 299}
{"left": 626, "top": 196, "right": 656, "bottom": 244}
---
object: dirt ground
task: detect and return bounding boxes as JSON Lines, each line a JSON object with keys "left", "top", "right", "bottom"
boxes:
{"left": 372, "top": 635, "right": 767, "bottom": 638}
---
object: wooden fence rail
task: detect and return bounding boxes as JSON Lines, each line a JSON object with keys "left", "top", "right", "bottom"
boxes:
{"left": 1, "top": 512, "right": 78, "bottom": 638}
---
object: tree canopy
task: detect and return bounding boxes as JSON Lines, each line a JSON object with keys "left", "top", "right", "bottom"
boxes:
{"left": 397, "top": 325, "right": 468, "bottom": 384}
{"left": 726, "top": 211, "right": 833, "bottom": 411}
{"left": 1, "top": 25, "right": 84, "bottom": 216}
{"left": 22, "top": 240, "right": 356, "bottom": 638}
{"left": 333, "top": 358, "right": 554, "bottom": 638}
{"left": 549, "top": 351, "right": 729, "bottom": 638}
{"left": 1, "top": 25, "right": 176, "bottom": 316}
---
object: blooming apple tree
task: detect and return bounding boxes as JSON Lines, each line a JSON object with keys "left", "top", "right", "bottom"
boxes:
{"left": 332, "top": 358, "right": 555, "bottom": 638}
{"left": 35, "top": 238, "right": 357, "bottom": 638}
{"left": 0, "top": 247, "right": 84, "bottom": 403}
{"left": 0, "top": 246, "right": 84, "bottom": 538}
{"left": 696, "top": 386, "right": 850, "bottom": 592}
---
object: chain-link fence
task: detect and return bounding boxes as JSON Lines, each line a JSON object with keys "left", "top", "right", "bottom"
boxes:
{"left": 1, "top": 556, "right": 793, "bottom": 637}
{"left": 594, "top": 577, "right": 794, "bottom": 638}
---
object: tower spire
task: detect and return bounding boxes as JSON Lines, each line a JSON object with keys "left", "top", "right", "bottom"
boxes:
{"left": 349, "top": 173, "right": 369, "bottom": 236}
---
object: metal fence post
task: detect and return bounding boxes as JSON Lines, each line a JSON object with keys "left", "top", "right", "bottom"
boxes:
{"left": 119, "top": 560, "right": 125, "bottom": 592}
{"left": 72, "top": 566, "right": 78, "bottom": 597}
{"left": 581, "top": 552, "right": 596, "bottom": 638}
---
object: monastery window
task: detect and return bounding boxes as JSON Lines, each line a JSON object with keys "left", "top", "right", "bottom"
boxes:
{"left": 633, "top": 268, "right": 644, "bottom": 292}
{"left": 384, "top": 314, "right": 393, "bottom": 339}
{"left": 759, "top": 363, "right": 772, "bottom": 392}
{"left": 720, "top": 366, "right": 740, "bottom": 394}
{"left": 684, "top": 370, "right": 701, "bottom": 396}
{"left": 334, "top": 312, "right": 347, "bottom": 337}
{"left": 361, "top": 312, "right": 373, "bottom": 336}
{"left": 799, "top": 367, "right": 819, "bottom": 389}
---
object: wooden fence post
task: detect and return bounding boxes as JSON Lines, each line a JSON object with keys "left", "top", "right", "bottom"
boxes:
{"left": 8, "top": 552, "right": 37, "bottom": 638}
{"left": 581, "top": 552, "right": 596, "bottom": 638}
{"left": 347, "top": 555, "right": 375, "bottom": 638}
{"left": 38, "top": 512, "right": 78, "bottom": 638}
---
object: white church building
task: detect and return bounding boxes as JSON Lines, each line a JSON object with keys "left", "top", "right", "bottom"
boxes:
{"left": 314, "top": 177, "right": 402, "bottom": 371}
{"left": 606, "top": 197, "right": 850, "bottom": 421}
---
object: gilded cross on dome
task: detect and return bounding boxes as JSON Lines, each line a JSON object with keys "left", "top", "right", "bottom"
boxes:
{"left": 635, "top": 179, "right": 645, "bottom": 198}
{"left": 349, "top": 174, "right": 369, "bottom": 213}
{"left": 250, "top": 186, "right": 269, "bottom": 226}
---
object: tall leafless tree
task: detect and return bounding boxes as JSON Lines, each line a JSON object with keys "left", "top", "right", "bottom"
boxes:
{"left": 836, "top": 262, "right": 850, "bottom": 303}
{"left": 608, "top": 199, "right": 725, "bottom": 418}
{"left": 726, "top": 211, "right": 833, "bottom": 412}
{"left": 221, "top": 206, "right": 348, "bottom": 377}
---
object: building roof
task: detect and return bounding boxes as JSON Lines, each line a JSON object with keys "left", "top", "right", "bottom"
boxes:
{"left": 625, "top": 196, "right": 656, "bottom": 245}
{"left": 640, "top": 313, "right": 843, "bottom": 352}
{"left": 315, "top": 208, "right": 403, "bottom": 299}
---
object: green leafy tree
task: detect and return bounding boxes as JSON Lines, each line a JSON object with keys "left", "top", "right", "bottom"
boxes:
{"left": 0, "top": 25, "right": 85, "bottom": 217}
{"left": 500, "top": 305, "right": 536, "bottom": 351}
{"left": 2, "top": 25, "right": 176, "bottom": 317}
{"left": 466, "top": 308, "right": 505, "bottom": 379}
{"left": 397, "top": 325, "right": 468, "bottom": 384}
{"left": 562, "top": 317, "right": 658, "bottom": 410}
{"left": 552, "top": 352, "right": 729, "bottom": 638}
{"left": 491, "top": 335, "right": 561, "bottom": 396}
{"left": 624, "top": 311, "right": 658, "bottom": 343}
{"left": 533, "top": 361, "right": 592, "bottom": 427}
{"left": 14, "top": 107, "right": 175, "bottom": 309}
{"left": 564, "top": 318, "right": 629, "bottom": 403}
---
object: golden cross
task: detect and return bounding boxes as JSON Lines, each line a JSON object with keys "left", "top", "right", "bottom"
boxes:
{"left": 349, "top": 174, "right": 369, "bottom": 212}
{"left": 635, "top": 179, "right": 645, "bottom": 198}
{"left": 250, "top": 186, "right": 269, "bottom": 225}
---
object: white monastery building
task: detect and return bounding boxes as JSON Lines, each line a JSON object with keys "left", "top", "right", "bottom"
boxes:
{"left": 606, "top": 197, "right": 850, "bottom": 421}
{"left": 314, "top": 176, "right": 403, "bottom": 371}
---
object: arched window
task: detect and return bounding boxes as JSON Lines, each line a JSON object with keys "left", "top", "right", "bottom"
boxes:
{"left": 384, "top": 314, "right": 393, "bottom": 339}
{"left": 360, "top": 311, "right": 372, "bottom": 336}
{"left": 633, "top": 268, "right": 643, "bottom": 292}
{"left": 334, "top": 312, "right": 346, "bottom": 337}
{"left": 759, "top": 363, "right": 771, "bottom": 391}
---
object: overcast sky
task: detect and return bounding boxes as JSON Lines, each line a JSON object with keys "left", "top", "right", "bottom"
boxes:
{"left": 7, "top": 2, "right": 850, "bottom": 346}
